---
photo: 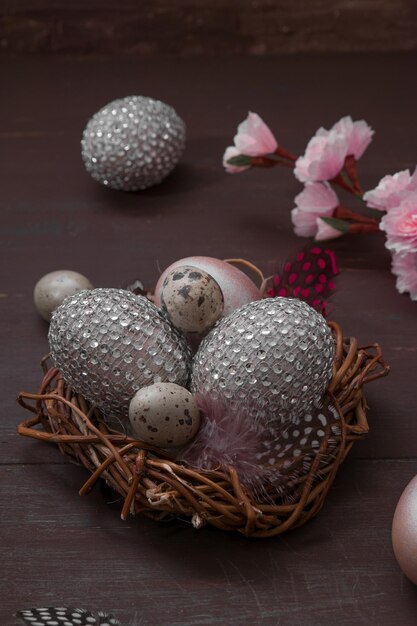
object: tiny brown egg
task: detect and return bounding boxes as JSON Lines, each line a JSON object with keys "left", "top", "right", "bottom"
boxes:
{"left": 34, "top": 270, "right": 93, "bottom": 321}
{"left": 129, "top": 382, "right": 200, "bottom": 448}
{"left": 160, "top": 265, "right": 224, "bottom": 334}
{"left": 392, "top": 474, "right": 417, "bottom": 585}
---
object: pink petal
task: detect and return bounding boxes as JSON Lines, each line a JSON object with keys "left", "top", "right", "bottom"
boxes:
{"left": 315, "top": 218, "right": 344, "bottom": 241}
{"left": 380, "top": 191, "right": 417, "bottom": 253}
{"left": 292, "top": 183, "right": 339, "bottom": 238}
{"left": 392, "top": 250, "right": 417, "bottom": 300}
{"left": 409, "top": 166, "right": 417, "bottom": 191}
{"left": 332, "top": 116, "right": 374, "bottom": 159}
{"left": 234, "top": 112, "right": 278, "bottom": 156}
{"left": 294, "top": 182, "right": 339, "bottom": 213}
{"left": 364, "top": 169, "right": 413, "bottom": 211}
{"left": 294, "top": 133, "right": 347, "bottom": 183}
{"left": 291, "top": 207, "right": 318, "bottom": 237}
{"left": 347, "top": 120, "right": 374, "bottom": 159}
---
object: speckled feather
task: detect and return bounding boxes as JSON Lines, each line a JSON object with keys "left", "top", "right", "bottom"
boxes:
{"left": 180, "top": 393, "right": 341, "bottom": 502}
{"left": 267, "top": 246, "right": 339, "bottom": 316}
{"left": 17, "top": 607, "right": 121, "bottom": 625}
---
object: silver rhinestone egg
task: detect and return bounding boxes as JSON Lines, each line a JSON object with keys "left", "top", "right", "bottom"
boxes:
{"left": 81, "top": 96, "right": 186, "bottom": 191}
{"left": 191, "top": 297, "right": 335, "bottom": 425}
{"left": 48, "top": 288, "right": 191, "bottom": 418}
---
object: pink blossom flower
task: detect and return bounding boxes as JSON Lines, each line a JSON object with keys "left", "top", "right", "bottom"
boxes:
{"left": 233, "top": 111, "right": 278, "bottom": 156}
{"left": 380, "top": 192, "right": 417, "bottom": 253}
{"left": 222, "top": 146, "right": 250, "bottom": 173}
{"left": 294, "top": 116, "right": 373, "bottom": 183}
{"left": 294, "top": 130, "right": 347, "bottom": 183}
{"left": 391, "top": 251, "right": 417, "bottom": 300}
{"left": 364, "top": 167, "right": 417, "bottom": 212}
{"left": 315, "top": 218, "right": 344, "bottom": 241}
{"left": 291, "top": 182, "right": 339, "bottom": 237}
{"left": 331, "top": 116, "right": 374, "bottom": 160}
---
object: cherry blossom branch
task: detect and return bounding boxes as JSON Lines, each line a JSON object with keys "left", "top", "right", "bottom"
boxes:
{"left": 223, "top": 112, "right": 417, "bottom": 300}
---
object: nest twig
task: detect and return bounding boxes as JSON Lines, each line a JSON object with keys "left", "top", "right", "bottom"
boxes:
{"left": 16, "top": 322, "right": 389, "bottom": 538}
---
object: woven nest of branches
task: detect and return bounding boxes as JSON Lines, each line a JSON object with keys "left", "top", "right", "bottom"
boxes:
{"left": 17, "top": 322, "right": 389, "bottom": 538}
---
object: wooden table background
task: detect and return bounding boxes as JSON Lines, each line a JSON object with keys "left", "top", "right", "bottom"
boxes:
{"left": 1, "top": 52, "right": 417, "bottom": 625}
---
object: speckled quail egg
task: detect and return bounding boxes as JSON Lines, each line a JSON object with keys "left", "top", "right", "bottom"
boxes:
{"left": 34, "top": 270, "right": 93, "bottom": 321}
{"left": 154, "top": 256, "right": 261, "bottom": 318}
{"left": 160, "top": 265, "right": 224, "bottom": 334}
{"left": 129, "top": 382, "right": 200, "bottom": 448}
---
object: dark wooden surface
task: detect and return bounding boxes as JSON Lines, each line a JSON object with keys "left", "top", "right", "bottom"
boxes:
{"left": 1, "top": 1, "right": 417, "bottom": 55}
{"left": 1, "top": 53, "right": 417, "bottom": 624}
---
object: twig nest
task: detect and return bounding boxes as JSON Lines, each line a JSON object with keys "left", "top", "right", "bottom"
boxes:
{"left": 81, "top": 95, "right": 186, "bottom": 191}
{"left": 48, "top": 288, "right": 191, "bottom": 418}
{"left": 33, "top": 270, "right": 93, "bottom": 321}
{"left": 154, "top": 256, "right": 261, "bottom": 318}
{"left": 160, "top": 265, "right": 224, "bottom": 334}
{"left": 191, "top": 297, "right": 335, "bottom": 424}
{"left": 129, "top": 382, "right": 200, "bottom": 448}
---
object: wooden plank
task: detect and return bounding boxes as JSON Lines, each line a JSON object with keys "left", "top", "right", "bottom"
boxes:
{"left": 2, "top": 460, "right": 417, "bottom": 625}
{"left": 1, "top": 1, "right": 417, "bottom": 55}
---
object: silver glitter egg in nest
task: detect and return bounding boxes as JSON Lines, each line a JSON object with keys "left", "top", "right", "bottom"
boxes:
{"left": 191, "top": 297, "right": 335, "bottom": 425}
{"left": 81, "top": 96, "right": 186, "bottom": 191}
{"left": 48, "top": 288, "right": 191, "bottom": 418}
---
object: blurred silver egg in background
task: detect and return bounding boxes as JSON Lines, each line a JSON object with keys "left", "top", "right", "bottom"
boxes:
{"left": 81, "top": 96, "right": 186, "bottom": 191}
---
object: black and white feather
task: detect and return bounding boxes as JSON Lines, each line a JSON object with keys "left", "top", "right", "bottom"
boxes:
{"left": 17, "top": 607, "right": 121, "bottom": 626}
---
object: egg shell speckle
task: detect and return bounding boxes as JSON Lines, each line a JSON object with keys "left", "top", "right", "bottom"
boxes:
{"left": 154, "top": 256, "right": 261, "bottom": 317}
{"left": 129, "top": 382, "right": 200, "bottom": 448}
{"left": 392, "top": 474, "right": 417, "bottom": 585}
{"left": 160, "top": 265, "right": 224, "bottom": 334}
{"left": 34, "top": 270, "right": 93, "bottom": 321}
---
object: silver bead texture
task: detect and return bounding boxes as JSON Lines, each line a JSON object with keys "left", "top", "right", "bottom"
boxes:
{"left": 191, "top": 297, "right": 335, "bottom": 425}
{"left": 81, "top": 95, "right": 186, "bottom": 191}
{"left": 48, "top": 289, "right": 191, "bottom": 418}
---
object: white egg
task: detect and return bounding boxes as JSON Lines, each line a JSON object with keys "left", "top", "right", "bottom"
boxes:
{"left": 34, "top": 270, "right": 93, "bottom": 321}
{"left": 129, "top": 382, "right": 200, "bottom": 448}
